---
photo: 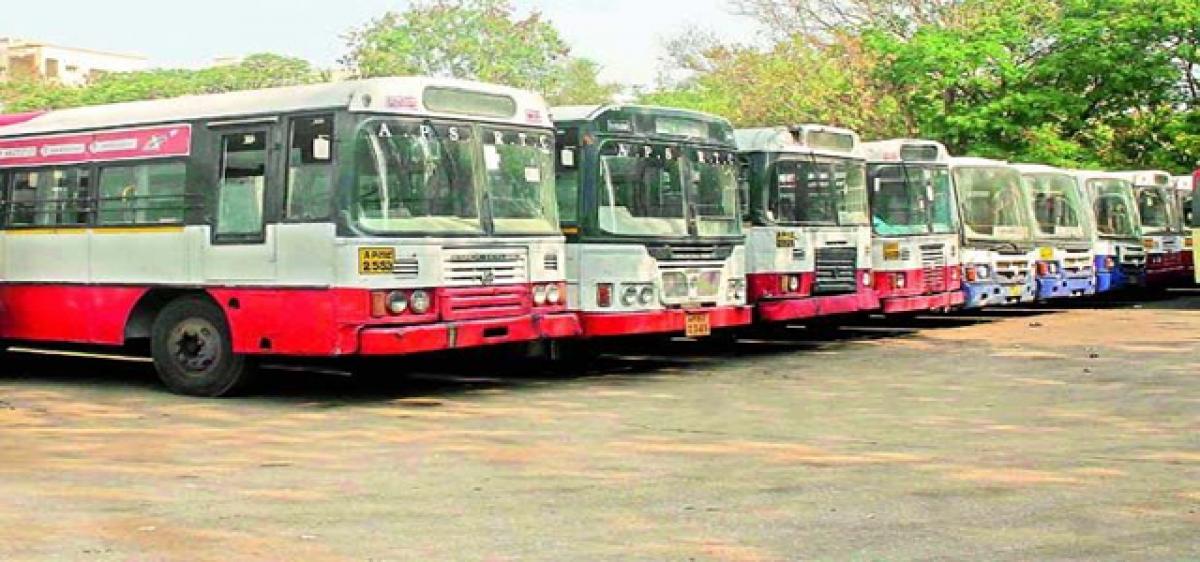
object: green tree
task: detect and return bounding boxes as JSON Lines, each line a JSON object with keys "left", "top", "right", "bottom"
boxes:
{"left": 342, "top": 0, "right": 618, "bottom": 105}
{"left": 1, "top": 53, "right": 326, "bottom": 112}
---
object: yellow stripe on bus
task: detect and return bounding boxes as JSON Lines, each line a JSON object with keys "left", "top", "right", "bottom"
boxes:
{"left": 92, "top": 225, "right": 186, "bottom": 235}
{"left": 4, "top": 228, "right": 89, "bottom": 236}
{"left": 4, "top": 225, "right": 186, "bottom": 236}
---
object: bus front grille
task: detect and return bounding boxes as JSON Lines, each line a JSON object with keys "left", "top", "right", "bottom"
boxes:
{"left": 814, "top": 247, "right": 858, "bottom": 295}
{"left": 920, "top": 244, "right": 946, "bottom": 292}
{"left": 442, "top": 248, "right": 528, "bottom": 287}
{"left": 440, "top": 286, "right": 530, "bottom": 321}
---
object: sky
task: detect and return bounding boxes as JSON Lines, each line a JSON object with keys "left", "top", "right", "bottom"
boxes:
{"left": 3, "top": 0, "right": 760, "bottom": 87}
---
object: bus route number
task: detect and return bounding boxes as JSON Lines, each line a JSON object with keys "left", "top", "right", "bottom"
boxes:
{"left": 358, "top": 247, "right": 396, "bottom": 275}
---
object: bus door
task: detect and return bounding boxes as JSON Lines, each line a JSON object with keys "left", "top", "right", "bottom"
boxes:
{"left": 203, "top": 125, "right": 282, "bottom": 282}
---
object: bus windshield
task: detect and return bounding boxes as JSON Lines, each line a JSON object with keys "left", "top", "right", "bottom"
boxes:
{"left": 1136, "top": 187, "right": 1172, "bottom": 230}
{"left": 354, "top": 119, "right": 482, "bottom": 234}
{"left": 953, "top": 166, "right": 1033, "bottom": 242}
{"left": 597, "top": 141, "right": 688, "bottom": 237}
{"left": 1022, "top": 172, "right": 1091, "bottom": 239}
{"left": 353, "top": 119, "right": 559, "bottom": 236}
{"left": 772, "top": 157, "right": 869, "bottom": 226}
{"left": 1087, "top": 179, "right": 1139, "bottom": 238}
{"left": 868, "top": 163, "right": 956, "bottom": 236}
{"left": 596, "top": 141, "right": 740, "bottom": 238}
{"left": 689, "top": 148, "right": 741, "bottom": 237}
{"left": 482, "top": 127, "right": 558, "bottom": 235}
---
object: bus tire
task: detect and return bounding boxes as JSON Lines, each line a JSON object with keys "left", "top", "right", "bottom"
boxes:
{"left": 151, "top": 296, "right": 254, "bottom": 397}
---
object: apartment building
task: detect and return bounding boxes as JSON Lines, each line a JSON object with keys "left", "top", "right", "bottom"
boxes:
{"left": 0, "top": 38, "right": 148, "bottom": 86}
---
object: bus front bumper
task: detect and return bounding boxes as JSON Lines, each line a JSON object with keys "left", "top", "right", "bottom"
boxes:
{"left": 962, "top": 281, "right": 1032, "bottom": 308}
{"left": 756, "top": 290, "right": 880, "bottom": 322}
{"left": 880, "top": 290, "right": 965, "bottom": 314}
{"left": 577, "top": 306, "right": 753, "bottom": 338}
{"left": 358, "top": 312, "right": 581, "bottom": 355}
{"left": 1037, "top": 274, "right": 1096, "bottom": 300}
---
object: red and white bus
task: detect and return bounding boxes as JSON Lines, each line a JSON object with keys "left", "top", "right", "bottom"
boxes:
{"left": 0, "top": 78, "right": 578, "bottom": 396}
{"left": 1124, "top": 170, "right": 1186, "bottom": 286}
{"left": 550, "top": 105, "right": 751, "bottom": 340}
{"left": 735, "top": 125, "right": 878, "bottom": 322}
{"left": 862, "top": 139, "right": 964, "bottom": 313}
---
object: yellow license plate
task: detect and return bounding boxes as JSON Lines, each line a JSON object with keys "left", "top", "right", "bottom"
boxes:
{"left": 685, "top": 313, "right": 711, "bottom": 338}
{"left": 358, "top": 247, "right": 396, "bottom": 275}
{"left": 1008, "top": 285, "right": 1023, "bottom": 297}
{"left": 1039, "top": 247, "right": 1054, "bottom": 260}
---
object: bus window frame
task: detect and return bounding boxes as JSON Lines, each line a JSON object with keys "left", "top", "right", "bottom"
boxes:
{"left": 94, "top": 157, "right": 194, "bottom": 229}
{"left": 282, "top": 113, "right": 337, "bottom": 224}
{"left": 1, "top": 164, "right": 97, "bottom": 229}
{"left": 210, "top": 125, "right": 276, "bottom": 245}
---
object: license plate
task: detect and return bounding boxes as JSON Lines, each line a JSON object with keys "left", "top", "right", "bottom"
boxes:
{"left": 1008, "top": 285, "right": 1023, "bottom": 297}
{"left": 685, "top": 313, "right": 711, "bottom": 338}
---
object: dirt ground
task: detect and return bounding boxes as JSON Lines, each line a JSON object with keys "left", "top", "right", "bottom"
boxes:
{"left": 1, "top": 292, "right": 1198, "bottom": 561}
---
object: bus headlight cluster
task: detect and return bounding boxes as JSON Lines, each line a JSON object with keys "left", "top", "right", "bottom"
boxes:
{"left": 373, "top": 289, "right": 435, "bottom": 317}
{"left": 727, "top": 279, "right": 746, "bottom": 301}
{"left": 779, "top": 274, "right": 802, "bottom": 293}
{"left": 619, "top": 283, "right": 656, "bottom": 307}
{"left": 533, "top": 283, "right": 564, "bottom": 306}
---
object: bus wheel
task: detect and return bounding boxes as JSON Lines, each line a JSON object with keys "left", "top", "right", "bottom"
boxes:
{"left": 151, "top": 297, "right": 254, "bottom": 397}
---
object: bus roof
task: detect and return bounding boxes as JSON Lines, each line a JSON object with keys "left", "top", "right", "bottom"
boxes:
{"left": 1171, "top": 175, "right": 1194, "bottom": 192}
{"left": 1012, "top": 163, "right": 1070, "bottom": 175}
{"left": 949, "top": 156, "right": 1011, "bottom": 168}
{"left": 860, "top": 138, "right": 950, "bottom": 164}
{"left": 1070, "top": 170, "right": 1133, "bottom": 183}
{"left": 735, "top": 125, "right": 863, "bottom": 159}
{"left": 550, "top": 104, "right": 735, "bottom": 144}
{"left": 0, "top": 77, "right": 553, "bottom": 137}
{"left": 1118, "top": 170, "right": 1172, "bottom": 187}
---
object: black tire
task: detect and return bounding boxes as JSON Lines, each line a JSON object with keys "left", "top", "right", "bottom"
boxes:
{"left": 150, "top": 296, "right": 254, "bottom": 397}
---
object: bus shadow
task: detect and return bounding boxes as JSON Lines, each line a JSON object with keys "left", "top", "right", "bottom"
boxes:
{"left": 2, "top": 291, "right": 1195, "bottom": 403}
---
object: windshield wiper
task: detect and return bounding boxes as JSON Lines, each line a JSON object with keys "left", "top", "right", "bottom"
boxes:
{"left": 990, "top": 241, "right": 1021, "bottom": 253}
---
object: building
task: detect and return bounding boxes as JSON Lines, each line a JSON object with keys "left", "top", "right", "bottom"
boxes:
{"left": 0, "top": 38, "right": 148, "bottom": 86}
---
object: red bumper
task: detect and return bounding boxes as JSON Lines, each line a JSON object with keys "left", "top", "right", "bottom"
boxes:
{"left": 756, "top": 290, "right": 880, "bottom": 322}
{"left": 579, "top": 306, "right": 753, "bottom": 338}
{"left": 358, "top": 312, "right": 580, "bottom": 355}
{"left": 880, "top": 290, "right": 965, "bottom": 314}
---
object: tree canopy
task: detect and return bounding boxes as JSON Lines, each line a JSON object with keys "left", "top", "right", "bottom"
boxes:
{"left": 650, "top": 0, "right": 1200, "bottom": 173}
{"left": 340, "top": 0, "right": 619, "bottom": 105}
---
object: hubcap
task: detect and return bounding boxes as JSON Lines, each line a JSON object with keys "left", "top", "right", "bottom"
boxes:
{"left": 169, "top": 318, "right": 221, "bottom": 375}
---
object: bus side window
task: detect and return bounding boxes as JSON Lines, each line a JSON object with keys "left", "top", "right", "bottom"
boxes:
{"left": 98, "top": 162, "right": 187, "bottom": 225}
{"left": 286, "top": 115, "right": 334, "bottom": 221}
{"left": 215, "top": 130, "right": 268, "bottom": 239}
{"left": 554, "top": 127, "right": 579, "bottom": 224}
{"left": 7, "top": 168, "right": 88, "bottom": 227}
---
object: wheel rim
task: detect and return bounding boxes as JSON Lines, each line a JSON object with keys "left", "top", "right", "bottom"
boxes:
{"left": 168, "top": 318, "right": 221, "bottom": 376}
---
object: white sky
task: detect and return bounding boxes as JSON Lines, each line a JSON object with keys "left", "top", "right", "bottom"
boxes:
{"left": 3, "top": 0, "right": 760, "bottom": 87}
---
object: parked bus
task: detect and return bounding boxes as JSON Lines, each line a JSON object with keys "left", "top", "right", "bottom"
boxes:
{"left": 549, "top": 105, "right": 750, "bottom": 340}
{"left": 1014, "top": 164, "right": 1097, "bottom": 299}
{"left": 861, "top": 139, "right": 963, "bottom": 313}
{"left": 0, "top": 78, "right": 579, "bottom": 396}
{"left": 1170, "top": 174, "right": 1194, "bottom": 281}
{"left": 735, "top": 125, "right": 878, "bottom": 322}
{"left": 949, "top": 157, "right": 1037, "bottom": 307}
{"left": 1124, "top": 170, "right": 1185, "bottom": 286}
{"left": 1071, "top": 171, "right": 1146, "bottom": 291}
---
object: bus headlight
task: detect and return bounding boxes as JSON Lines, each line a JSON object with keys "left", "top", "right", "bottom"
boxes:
{"left": 546, "top": 283, "right": 563, "bottom": 305}
{"left": 621, "top": 285, "right": 640, "bottom": 306}
{"left": 787, "top": 275, "right": 800, "bottom": 292}
{"left": 638, "top": 286, "right": 655, "bottom": 305}
{"left": 727, "top": 279, "right": 746, "bottom": 301}
{"left": 862, "top": 272, "right": 872, "bottom": 287}
{"left": 386, "top": 291, "right": 408, "bottom": 315}
{"left": 533, "top": 284, "right": 549, "bottom": 305}
{"left": 409, "top": 290, "right": 432, "bottom": 314}
{"left": 975, "top": 265, "right": 990, "bottom": 280}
